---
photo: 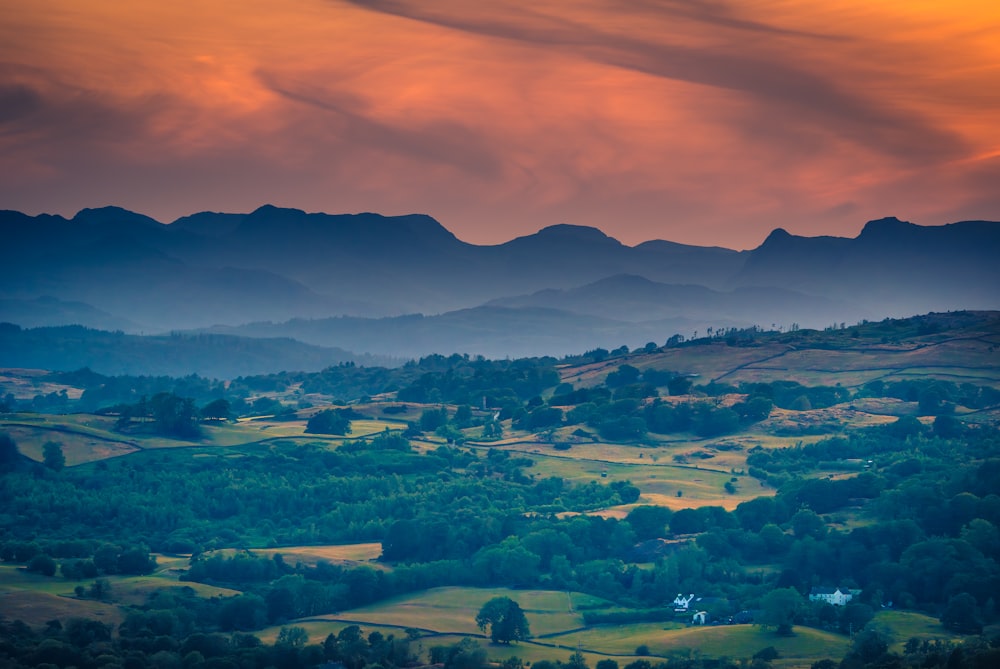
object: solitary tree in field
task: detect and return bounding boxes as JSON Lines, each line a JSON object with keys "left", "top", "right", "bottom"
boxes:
{"left": 201, "top": 398, "right": 232, "bottom": 422}
{"left": 305, "top": 409, "right": 352, "bottom": 435}
{"left": 759, "top": 587, "right": 804, "bottom": 635}
{"left": 43, "top": 441, "right": 65, "bottom": 471}
{"left": 476, "top": 596, "right": 530, "bottom": 644}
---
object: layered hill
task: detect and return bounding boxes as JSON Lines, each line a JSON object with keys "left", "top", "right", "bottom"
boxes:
{"left": 0, "top": 323, "right": 392, "bottom": 378}
{"left": 2, "top": 205, "right": 998, "bottom": 359}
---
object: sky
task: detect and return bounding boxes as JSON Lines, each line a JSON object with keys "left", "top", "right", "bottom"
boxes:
{"left": 1, "top": 0, "right": 999, "bottom": 249}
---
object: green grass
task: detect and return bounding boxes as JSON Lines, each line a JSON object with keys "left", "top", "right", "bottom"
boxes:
{"left": 254, "top": 543, "right": 384, "bottom": 564}
{"left": 207, "top": 543, "right": 386, "bottom": 569}
{"left": 0, "top": 590, "right": 123, "bottom": 628}
{"left": 1, "top": 418, "right": 139, "bottom": 465}
{"left": 0, "top": 564, "right": 124, "bottom": 627}
{"left": 2, "top": 413, "right": 411, "bottom": 466}
{"left": 0, "top": 557, "right": 239, "bottom": 618}
{"left": 326, "top": 587, "right": 607, "bottom": 637}
{"left": 554, "top": 623, "right": 849, "bottom": 665}
{"left": 519, "top": 451, "right": 760, "bottom": 510}
{"left": 874, "top": 610, "right": 960, "bottom": 651}
{"left": 0, "top": 564, "right": 78, "bottom": 597}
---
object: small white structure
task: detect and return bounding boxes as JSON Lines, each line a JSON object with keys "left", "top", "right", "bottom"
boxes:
{"left": 691, "top": 611, "right": 708, "bottom": 625}
{"left": 809, "top": 586, "right": 854, "bottom": 606}
{"left": 673, "top": 593, "right": 695, "bottom": 612}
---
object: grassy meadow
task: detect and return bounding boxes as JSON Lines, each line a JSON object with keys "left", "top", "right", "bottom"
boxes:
{"left": 0, "top": 556, "right": 239, "bottom": 628}
{"left": 316, "top": 587, "right": 603, "bottom": 636}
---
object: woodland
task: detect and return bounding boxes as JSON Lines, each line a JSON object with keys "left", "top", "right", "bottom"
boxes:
{"left": 1, "top": 313, "right": 999, "bottom": 669}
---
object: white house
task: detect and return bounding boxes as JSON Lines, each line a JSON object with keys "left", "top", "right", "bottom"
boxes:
{"left": 809, "top": 586, "right": 854, "bottom": 606}
{"left": 673, "top": 593, "right": 695, "bottom": 611}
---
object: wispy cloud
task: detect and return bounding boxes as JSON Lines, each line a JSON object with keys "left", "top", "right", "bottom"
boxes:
{"left": 0, "top": 0, "right": 997, "bottom": 248}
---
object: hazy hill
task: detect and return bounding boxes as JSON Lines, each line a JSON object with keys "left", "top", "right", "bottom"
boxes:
{"left": 2, "top": 206, "right": 998, "bottom": 350}
{"left": 201, "top": 307, "right": 703, "bottom": 360}
{"left": 732, "top": 217, "right": 1000, "bottom": 315}
{"left": 0, "top": 205, "right": 746, "bottom": 327}
{"left": 0, "top": 323, "right": 391, "bottom": 377}
{"left": 0, "top": 296, "right": 138, "bottom": 332}
{"left": 487, "top": 274, "right": 868, "bottom": 327}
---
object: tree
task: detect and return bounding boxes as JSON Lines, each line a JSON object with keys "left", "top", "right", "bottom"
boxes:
{"left": 625, "top": 506, "right": 672, "bottom": 541}
{"left": 306, "top": 409, "right": 352, "bottom": 435}
{"left": 88, "top": 578, "right": 112, "bottom": 600}
{"left": 420, "top": 407, "right": 448, "bottom": 432}
{"left": 201, "top": 398, "right": 232, "bottom": 422}
{"left": 27, "top": 553, "right": 57, "bottom": 576}
{"left": 148, "top": 392, "right": 201, "bottom": 438}
{"left": 738, "top": 396, "right": 774, "bottom": 422}
{"left": 0, "top": 431, "right": 20, "bottom": 470}
{"left": 791, "top": 509, "right": 826, "bottom": 539}
{"left": 475, "top": 597, "right": 530, "bottom": 644}
{"left": 694, "top": 406, "right": 740, "bottom": 437}
{"left": 42, "top": 441, "right": 65, "bottom": 471}
{"left": 759, "top": 587, "right": 804, "bottom": 635}
{"left": 431, "top": 638, "right": 486, "bottom": 669}
{"left": 941, "top": 592, "right": 983, "bottom": 634}
{"left": 667, "top": 376, "right": 692, "bottom": 396}
{"left": 276, "top": 626, "right": 309, "bottom": 648}
{"left": 481, "top": 418, "right": 503, "bottom": 440}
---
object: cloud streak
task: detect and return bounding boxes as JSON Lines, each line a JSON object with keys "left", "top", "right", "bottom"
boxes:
{"left": 0, "top": 0, "right": 997, "bottom": 248}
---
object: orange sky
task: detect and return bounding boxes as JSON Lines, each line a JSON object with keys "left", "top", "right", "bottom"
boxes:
{"left": 1, "top": 0, "right": 998, "bottom": 248}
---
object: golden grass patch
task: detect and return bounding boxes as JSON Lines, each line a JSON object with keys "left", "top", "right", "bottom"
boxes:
{"left": 0, "top": 590, "right": 123, "bottom": 628}
{"left": 254, "top": 543, "right": 384, "bottom": 565}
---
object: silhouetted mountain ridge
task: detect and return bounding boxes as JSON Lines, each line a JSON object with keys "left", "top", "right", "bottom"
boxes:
{"left": 1, "top": 206, "right": 998, "bottom": 359}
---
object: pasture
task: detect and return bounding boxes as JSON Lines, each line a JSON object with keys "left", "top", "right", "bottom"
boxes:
{"left": 559, "top": 328, "right": 1000, "bottom": 391}
{"left": 321, "top": 587, "right": 605, "bottom": 637}
{"left": 1, "top": 413, "right": 409, "bottom": 467}
{"left": 0, "top": 564, "right": 122, "bottom": 627}
{"left": 0, "top": 556, "right": 239, "bottom": 626}
{"left": 874, "top": 610, "right": 961, "bottom": 651}
{"left": 1, "top": 422, "right": 139, "bottom": 465}
{"left": 553, "top": 623, "right": 849, "bottom": 667}
{"left": 210, "top": 543, "right": 385, "bottom": 567}
{"left": 497, "top": 448, "right": 768, "bottom": 510}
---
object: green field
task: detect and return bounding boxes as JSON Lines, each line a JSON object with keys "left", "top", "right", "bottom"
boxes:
{"left": 208, "top": 543, "right": 386, "bottom": 568}
{"left": 560, "top": 328, "right": 1000, "bottom": 391}
{"left": 1, "top": 413, "right": 410, "bottom": 466}
{"left": 312, "top": 586, "right": 852, "bottom": 667}
{"left": 873, "top": 610, "right": 961, "bottom": 651}
{"left": 0, "top": 557, "right": 239, "bottom": 626}
{"left": 490, "top": 447, "right": 767, "bottom": 511}
{"left": 319, "top": 587, "right": 607, "bottom": 636}
{"left": 554, "top": 623, "right": 849, "bottom": 667}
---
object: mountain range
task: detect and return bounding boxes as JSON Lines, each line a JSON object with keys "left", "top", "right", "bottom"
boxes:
{"left": 2, "top": 205, "right": 998, "bottom": 365}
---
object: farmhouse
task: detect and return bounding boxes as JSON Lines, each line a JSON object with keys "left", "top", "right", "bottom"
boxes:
{"left": 673, "top": 593, "right": 695, "bottom": 612}
{"left": 809, "top": 586, "right": 854, "bottom": 606}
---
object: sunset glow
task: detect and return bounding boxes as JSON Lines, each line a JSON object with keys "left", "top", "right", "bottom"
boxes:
{"left": 2, "top": 0, "right": 998, "bottom": 247}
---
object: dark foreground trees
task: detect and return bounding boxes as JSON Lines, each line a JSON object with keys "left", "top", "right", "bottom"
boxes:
{"left": 476, "top": 597, "right": 530, "bottom": 644}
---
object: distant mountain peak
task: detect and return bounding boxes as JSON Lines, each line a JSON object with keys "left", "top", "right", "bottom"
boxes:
{"left": 858, "top": 216, "right": 916, "bottom": 239}
{"left": 535, "top": 224, "right": 616, "bottom": 242}
{"left": 592, "top": 273, "right": 660, "bottom": 287}
{"left": 72, "top": 206, "right": 162, "bottom": 228}
{"left": 247, "top": 204, "right": 307, "bottom": 219}
{"left": 762, "top": 227, "right": 793, "bottom": 243}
